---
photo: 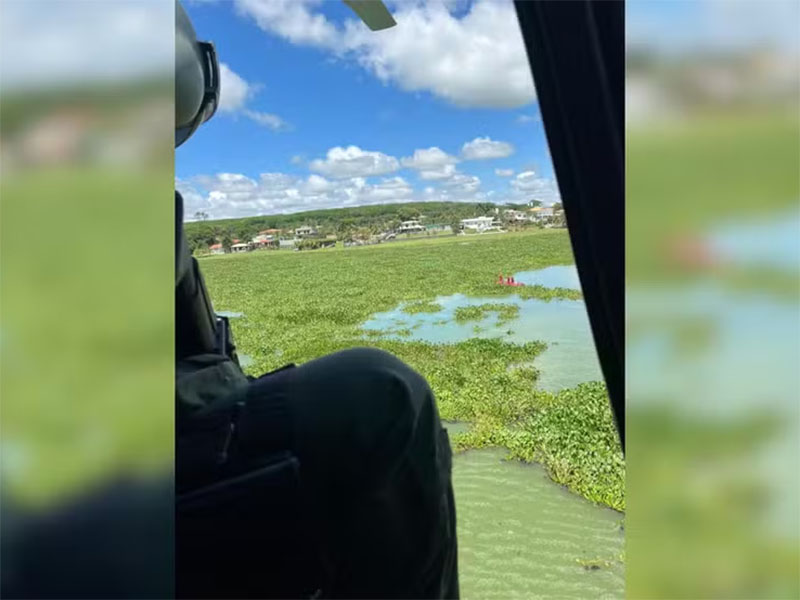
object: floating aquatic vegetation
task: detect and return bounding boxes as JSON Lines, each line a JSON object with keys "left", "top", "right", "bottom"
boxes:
{"left": 454, "top": 303, "right": 520, "bottom": 325}
{"left": 402, "top": 300, "right": 444, "bottom": 314}
{"left": 200, "top": 231, "right": 623, "bottom": 509}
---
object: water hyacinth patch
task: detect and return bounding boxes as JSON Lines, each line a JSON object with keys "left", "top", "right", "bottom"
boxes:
{"left": 454, "top": 303, "right": 520, "bottom": 325}
{"left": 402, "top": 300, "right": 444, "bottom": 314}
{"left": 200, "top": 231, "right": 624, "bottom": 509}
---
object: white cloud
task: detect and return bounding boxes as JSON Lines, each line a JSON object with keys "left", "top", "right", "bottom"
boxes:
{"left": 234, "top": 0, "right": 536, "bottom": 108}
{"left": 418, "top": 164, "right": 458, "bottom": 181}
{"left": 181, "top": 165, "right": 484, "bottom": 219}
{"left": 177, "top": 178, "right": 212, "bottom": 216}
{"left": 233, "top": 0, "right": 339, "bottom": 48}
{"left": 243, "top": 109, "right": 290, "bottom": 131}
{"left": 303, "top": 174, "right": 333, "bottom": 193}
{"left": 190, "top": 172, "right": 260, "bottom": 205}
{"left": 401, "top": 147, "right": 460, "bottom": 180}
{"left": 511, "top": 170, "right": 561, "bottom": 204}
{"left": 516, "top": 113, "right": 541, "bottom": 124}
{"left": 342, "top": 1, "right": 536, "bottom": 108}
{"left": 217, "top": 62, "right": 289, "bottom": 130}
{"left": 401, "top": 146, "right": 459, "bottom": 169}
{"left": 180, "top": 171, "right": 320, "bottom": 218}
{"left": 495, "top": 168, "right": 514, "bottom": 177}
{"left": 510, "top": 170, "right": 536, "bottom": 190}
{"left": 259, "top": 172, "right": 296, "bottom": 190}
{"left": 219, "top": 62, "right": 253, "bottom": 111}
{"left": 194, "top": 172, "right": 259, "bottom": 193}
{"left": 425, "top": 177, "right": 485, "bottom": 203}
{"left": 309, "top": 145, "right": 400, "bottom": 178}
{"left": 442, "top": 173, "right": 480, "bottom": 193}
{"left": 357, "top": 176, "right": 414, "bottom": 204}
{"left": 181, "top": 143, "right": 498, "bottom": 219}
{"left": 461, "top": 136, "right": 514, "bottom": 160}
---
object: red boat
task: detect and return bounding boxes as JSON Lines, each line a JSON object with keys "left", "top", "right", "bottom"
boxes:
{"left": 496, "top": 274, "right": 525, "bottom": 287}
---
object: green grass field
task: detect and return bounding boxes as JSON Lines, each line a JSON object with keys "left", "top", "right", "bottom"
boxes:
{"left": 201, "top": 230, "right": 624, "bottom": 510}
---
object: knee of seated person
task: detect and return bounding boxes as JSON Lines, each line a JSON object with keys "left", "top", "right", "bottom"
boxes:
{"left": 332, "top": 347, "right": 432, "bottom": 417}
{"left": 331, "top": 346, "right": 410, "bottom": 372}
{"left": 294, "top": 347, "right": 432, "bottom": 487}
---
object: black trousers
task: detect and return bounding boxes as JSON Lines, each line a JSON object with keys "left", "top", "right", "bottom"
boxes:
{"left": 179, "top": 348, "right": 459, "bottom": 599}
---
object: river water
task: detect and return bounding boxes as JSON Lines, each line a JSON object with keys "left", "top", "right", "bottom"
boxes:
{"left": 452, "top": 447, "right": 624, "bottom": 599}
{"left": 362, "top": 265, "right": 624, "bottom": 598}
{"left": 361, "top": 266, "right": 602, "bottom": 392}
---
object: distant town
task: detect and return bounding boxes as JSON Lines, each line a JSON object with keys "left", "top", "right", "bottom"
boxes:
{"left": 188, "top": 200, "right": 565, "bottom": 255}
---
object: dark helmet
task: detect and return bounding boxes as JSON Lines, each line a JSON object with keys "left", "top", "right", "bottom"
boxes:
{"left": 175, "top": 1, "right": 219, "bottom": 148}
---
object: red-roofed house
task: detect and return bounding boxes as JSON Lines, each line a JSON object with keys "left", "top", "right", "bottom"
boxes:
{"left": 252, "top": 233, "right": 278, "bottom": 249}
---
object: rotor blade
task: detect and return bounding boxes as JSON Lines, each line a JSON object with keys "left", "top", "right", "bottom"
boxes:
{"left": 343, "top": 0, "right": 396, "bottom": 31}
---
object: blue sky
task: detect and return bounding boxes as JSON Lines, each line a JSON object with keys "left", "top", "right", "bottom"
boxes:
{"left": 177, "top": 0, "right": 560, "bottom": 220}
{"left": 627, "top": 0, "right": 800, "bottom": 55}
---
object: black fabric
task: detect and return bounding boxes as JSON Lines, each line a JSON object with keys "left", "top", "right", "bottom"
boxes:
{"left": 177, "top": 453, "right": 321, "bottom": 599}
{"left": 260, "top": 348, "right": 459, "bottom": 599}
{"left": 175, "top": 191, "right": 187, "bottom": 286}
{"left": 514, "top": 1, "right": 625, "bottom": 450}
{"left": 175, "top": 193, "right": 219, "bottom": 358}
{"left": 1, "top": 477, "right": 174, "bottom": 599}
{"left": 176, "top": 347, "right": 459, "bottom": 599}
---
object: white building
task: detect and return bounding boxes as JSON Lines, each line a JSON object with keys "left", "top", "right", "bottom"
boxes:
{"left": 461, "top": 216, "right": 501, "bottom": 232}
{"left": 294, "top": 226, "right": 317, "bottom": 238}
{"left": 529, "top": 206, "right": 555, "bottom": 222}
{"left": 397, "top": 220, "right": 425, "bottom": 234}
{"left": 251, "top": 234, "right": 277, "bottom": 249}
{"left": 231, "top": 242, "right": 251, "bottom": 253}
{"left": 503, "top": 209, "right": 530, "bottom": 222}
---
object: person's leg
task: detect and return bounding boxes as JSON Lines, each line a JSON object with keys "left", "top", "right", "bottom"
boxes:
{"left": 243, "top": 347, "right": 459, "bottom": 599}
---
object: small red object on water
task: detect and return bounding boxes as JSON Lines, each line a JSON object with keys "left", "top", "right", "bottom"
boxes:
{"left": 496, "top": 273, "right": 524, "bottom": 286}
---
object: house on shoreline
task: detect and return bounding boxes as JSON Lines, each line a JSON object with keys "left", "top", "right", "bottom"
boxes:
{"left": 461, "top": 216, "right": 502, "bottom": 233}
{"left": 294, "top": 225, "right": 317, "bottom": 238}
{"left": 397, "top": 220, "right": 425, "bottom": 234}
{"left": 251, "top": 233, "right": 278, "bottom": 249}
{"left": 504, "top": 209, "right": 531, "bottom": 223}
{"left": 529, "top": 206, "right": 555, "bottom": 222}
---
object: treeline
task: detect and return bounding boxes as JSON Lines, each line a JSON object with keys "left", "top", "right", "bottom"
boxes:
{"left": 184, "top": 201, "right": 530, "bottom": 252}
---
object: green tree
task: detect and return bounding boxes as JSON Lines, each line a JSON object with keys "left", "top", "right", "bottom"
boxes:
{"left": 221, "top": 233, "right": 233, "bottom": 252}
